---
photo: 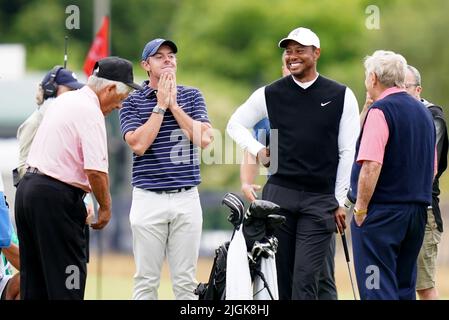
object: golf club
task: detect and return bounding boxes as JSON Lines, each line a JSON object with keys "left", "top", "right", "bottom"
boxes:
{"left": 339, "top": 229, "right": 357, "bottom": 300}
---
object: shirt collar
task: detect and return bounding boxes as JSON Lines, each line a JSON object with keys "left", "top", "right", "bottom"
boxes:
{"left": 291, "top": 73, "right": 319, "bottom": 89}
{"left": 378, "top": 87, "right": 406, "bottom": 100}
{"left": 83, "top": 86, "right": 101, "bottom": 109}
{"left": 140, "top": 80, "right": 157, "bottom": 98}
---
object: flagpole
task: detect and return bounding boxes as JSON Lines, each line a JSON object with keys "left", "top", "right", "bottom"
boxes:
{"left": 64, "top": 36, "right": 68, "bottom": 68}
{"left": 93, "top": 0, "right": 110, "bottom": 301}
{"left": 94, "top": 0, "right": 110, "bottom": 37}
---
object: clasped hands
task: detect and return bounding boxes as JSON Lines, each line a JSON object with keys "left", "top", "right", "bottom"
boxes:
{"left": 156, "top": 72, "right": 178, "bottom": 111}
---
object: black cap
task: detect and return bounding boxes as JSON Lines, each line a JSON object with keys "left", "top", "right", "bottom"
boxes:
{"left": 93, "top": 56, "right": 143, "bottom": 91}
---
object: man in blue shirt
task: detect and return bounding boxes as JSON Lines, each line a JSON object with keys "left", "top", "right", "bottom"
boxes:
{"left": 1, "top": 177, "right": 20, "bottom": 300}
{"left": 119, "top": 38, "right": 213, "bottom": 300}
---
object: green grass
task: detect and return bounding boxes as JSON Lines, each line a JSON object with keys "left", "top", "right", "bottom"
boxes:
{"left": 85, "top": 275, "right": 175, "bottom": 300}
{"left": 84, "top": 255, "right": 449, "bottom": 300}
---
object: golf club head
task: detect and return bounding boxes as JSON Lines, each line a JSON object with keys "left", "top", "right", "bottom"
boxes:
{"left": 246, "top": 200, "right": 280, "bottom": 219}
{"left": 222, "top": 192, "right": 245, "bottom": 228}
{"left": 243, "top": 200, "right": 283, "bottom": 250}
{"left": 265, "top": 214, "right": 286, "bottom": 235}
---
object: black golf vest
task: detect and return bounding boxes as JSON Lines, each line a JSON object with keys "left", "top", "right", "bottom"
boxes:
{"left": 264, "top": 75, "right": 346, "bottom": 193}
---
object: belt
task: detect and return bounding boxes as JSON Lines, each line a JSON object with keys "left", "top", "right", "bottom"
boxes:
{"left": 26, "top": 167, "right": 45, "bottom": 175}
{"left": 152, "top": 186, "right": 193, "bottom": 194}
{"left": 26, "top": 167, "right": 86, "bottom": 199}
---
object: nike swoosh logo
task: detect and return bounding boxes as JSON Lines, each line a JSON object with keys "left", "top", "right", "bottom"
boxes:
{"left": 321, "top": 101, "right": 332, "bottom": 107}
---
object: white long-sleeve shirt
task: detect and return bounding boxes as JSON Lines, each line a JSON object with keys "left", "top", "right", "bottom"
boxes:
{"left": 227, "top": 75, "right": 360, "bottom": 206}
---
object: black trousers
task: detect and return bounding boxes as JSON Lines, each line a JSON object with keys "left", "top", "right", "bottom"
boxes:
{"left": 318, "top": 233, "right": 337, "bottom": 300}
{"left": 263, "top": 183, "right": 338, "bottom": 300}
{"left": 15, "top": 173, "right": 88, "bottom": 300}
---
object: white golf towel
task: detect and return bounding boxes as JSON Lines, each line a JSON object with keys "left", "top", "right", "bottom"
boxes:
{"left": 253, "top": 256, "right": 279, "bottom": 300}
{"left": 225, "top": 228, "right": 252, "bottom": 300}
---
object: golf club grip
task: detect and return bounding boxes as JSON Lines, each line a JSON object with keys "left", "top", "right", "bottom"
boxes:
{"left": 341, "top": 232, "right": 350, "bottom": 262}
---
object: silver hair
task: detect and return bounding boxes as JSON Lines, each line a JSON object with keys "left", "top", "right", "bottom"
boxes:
{"left": 87, "top": 75, "right": 130, "bottom": 95}
{"left": 35, "top": 84, "right": 45, "bottom": 105}
{"left": 364, "top": 50, "right": 407, "bottom": 88}
{"left": 407, "top": 65, "right": 421, "bottom": 86}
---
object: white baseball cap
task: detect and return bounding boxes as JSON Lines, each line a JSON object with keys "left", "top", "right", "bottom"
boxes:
{"left": 278, "top": 27, "right": 320, "bottom": 49}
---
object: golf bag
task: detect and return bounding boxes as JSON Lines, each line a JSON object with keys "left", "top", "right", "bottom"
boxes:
{"left": 195, "top": 193, "right": 285, "bottom": 300}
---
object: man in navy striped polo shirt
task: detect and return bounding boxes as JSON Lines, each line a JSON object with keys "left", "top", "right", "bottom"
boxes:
{"left": 119, "top": 38, "right": 214, "bottom": 300}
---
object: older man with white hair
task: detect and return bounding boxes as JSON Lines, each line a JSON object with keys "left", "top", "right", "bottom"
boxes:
{"left": 348, "top": 50, "right": 436, "bottom": 300}
{"left": 15, "top": 56, "right": 141, "bottom": 300}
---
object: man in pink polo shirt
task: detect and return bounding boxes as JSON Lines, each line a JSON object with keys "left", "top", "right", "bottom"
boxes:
{"left": 14, "top": 56, "right": 142, "bottom": 300}
{"left": 348, "top": 50, "right": 435, "bottom": 300}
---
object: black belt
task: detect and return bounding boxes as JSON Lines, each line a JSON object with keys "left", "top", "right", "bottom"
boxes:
{"left": 26, "top": 167, "right": 45, "bottom": 175}
{"left": 26, "top": 167, "right": 86, "bottom": 199}
{"left": 152, "top": 186, "right": 193, "bottom": 194}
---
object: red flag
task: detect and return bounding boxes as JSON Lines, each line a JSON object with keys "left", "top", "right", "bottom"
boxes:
{"left": 83, "top": 16, "right": 109, "bottom": 77}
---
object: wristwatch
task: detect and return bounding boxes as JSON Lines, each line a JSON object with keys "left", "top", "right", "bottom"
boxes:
{"left": 353, "top": 207, "right": 368, "bottom": 216}
{"left": 152, "top": 105, "right": 166, "bottom": 115}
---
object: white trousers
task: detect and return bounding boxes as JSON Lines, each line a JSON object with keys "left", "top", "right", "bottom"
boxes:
{"left": 129, "top": 187, "right": 203, "bottom": 300}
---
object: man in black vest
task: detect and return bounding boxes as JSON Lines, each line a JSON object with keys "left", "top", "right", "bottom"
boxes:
{"left": 227, "top": 27, "right": 360, "bottom": 299}
{"left": 405, "top": 65, "right": 448, "bottom": 300}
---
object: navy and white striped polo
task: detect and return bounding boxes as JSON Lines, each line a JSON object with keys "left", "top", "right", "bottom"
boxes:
{"left": 119, "top": 81, "right": 210, "bottom": 191}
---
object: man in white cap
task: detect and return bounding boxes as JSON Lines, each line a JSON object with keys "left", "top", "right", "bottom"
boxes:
{"left": 227, "top": 27, "right": 360, "bottom": 299}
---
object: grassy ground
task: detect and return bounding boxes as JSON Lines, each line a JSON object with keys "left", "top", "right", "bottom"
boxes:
{"left": 84, "top": 253, "right": 210, "bottom": 300}
{"left": 84, "top": 252, "right": 449, "bottom": 300}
